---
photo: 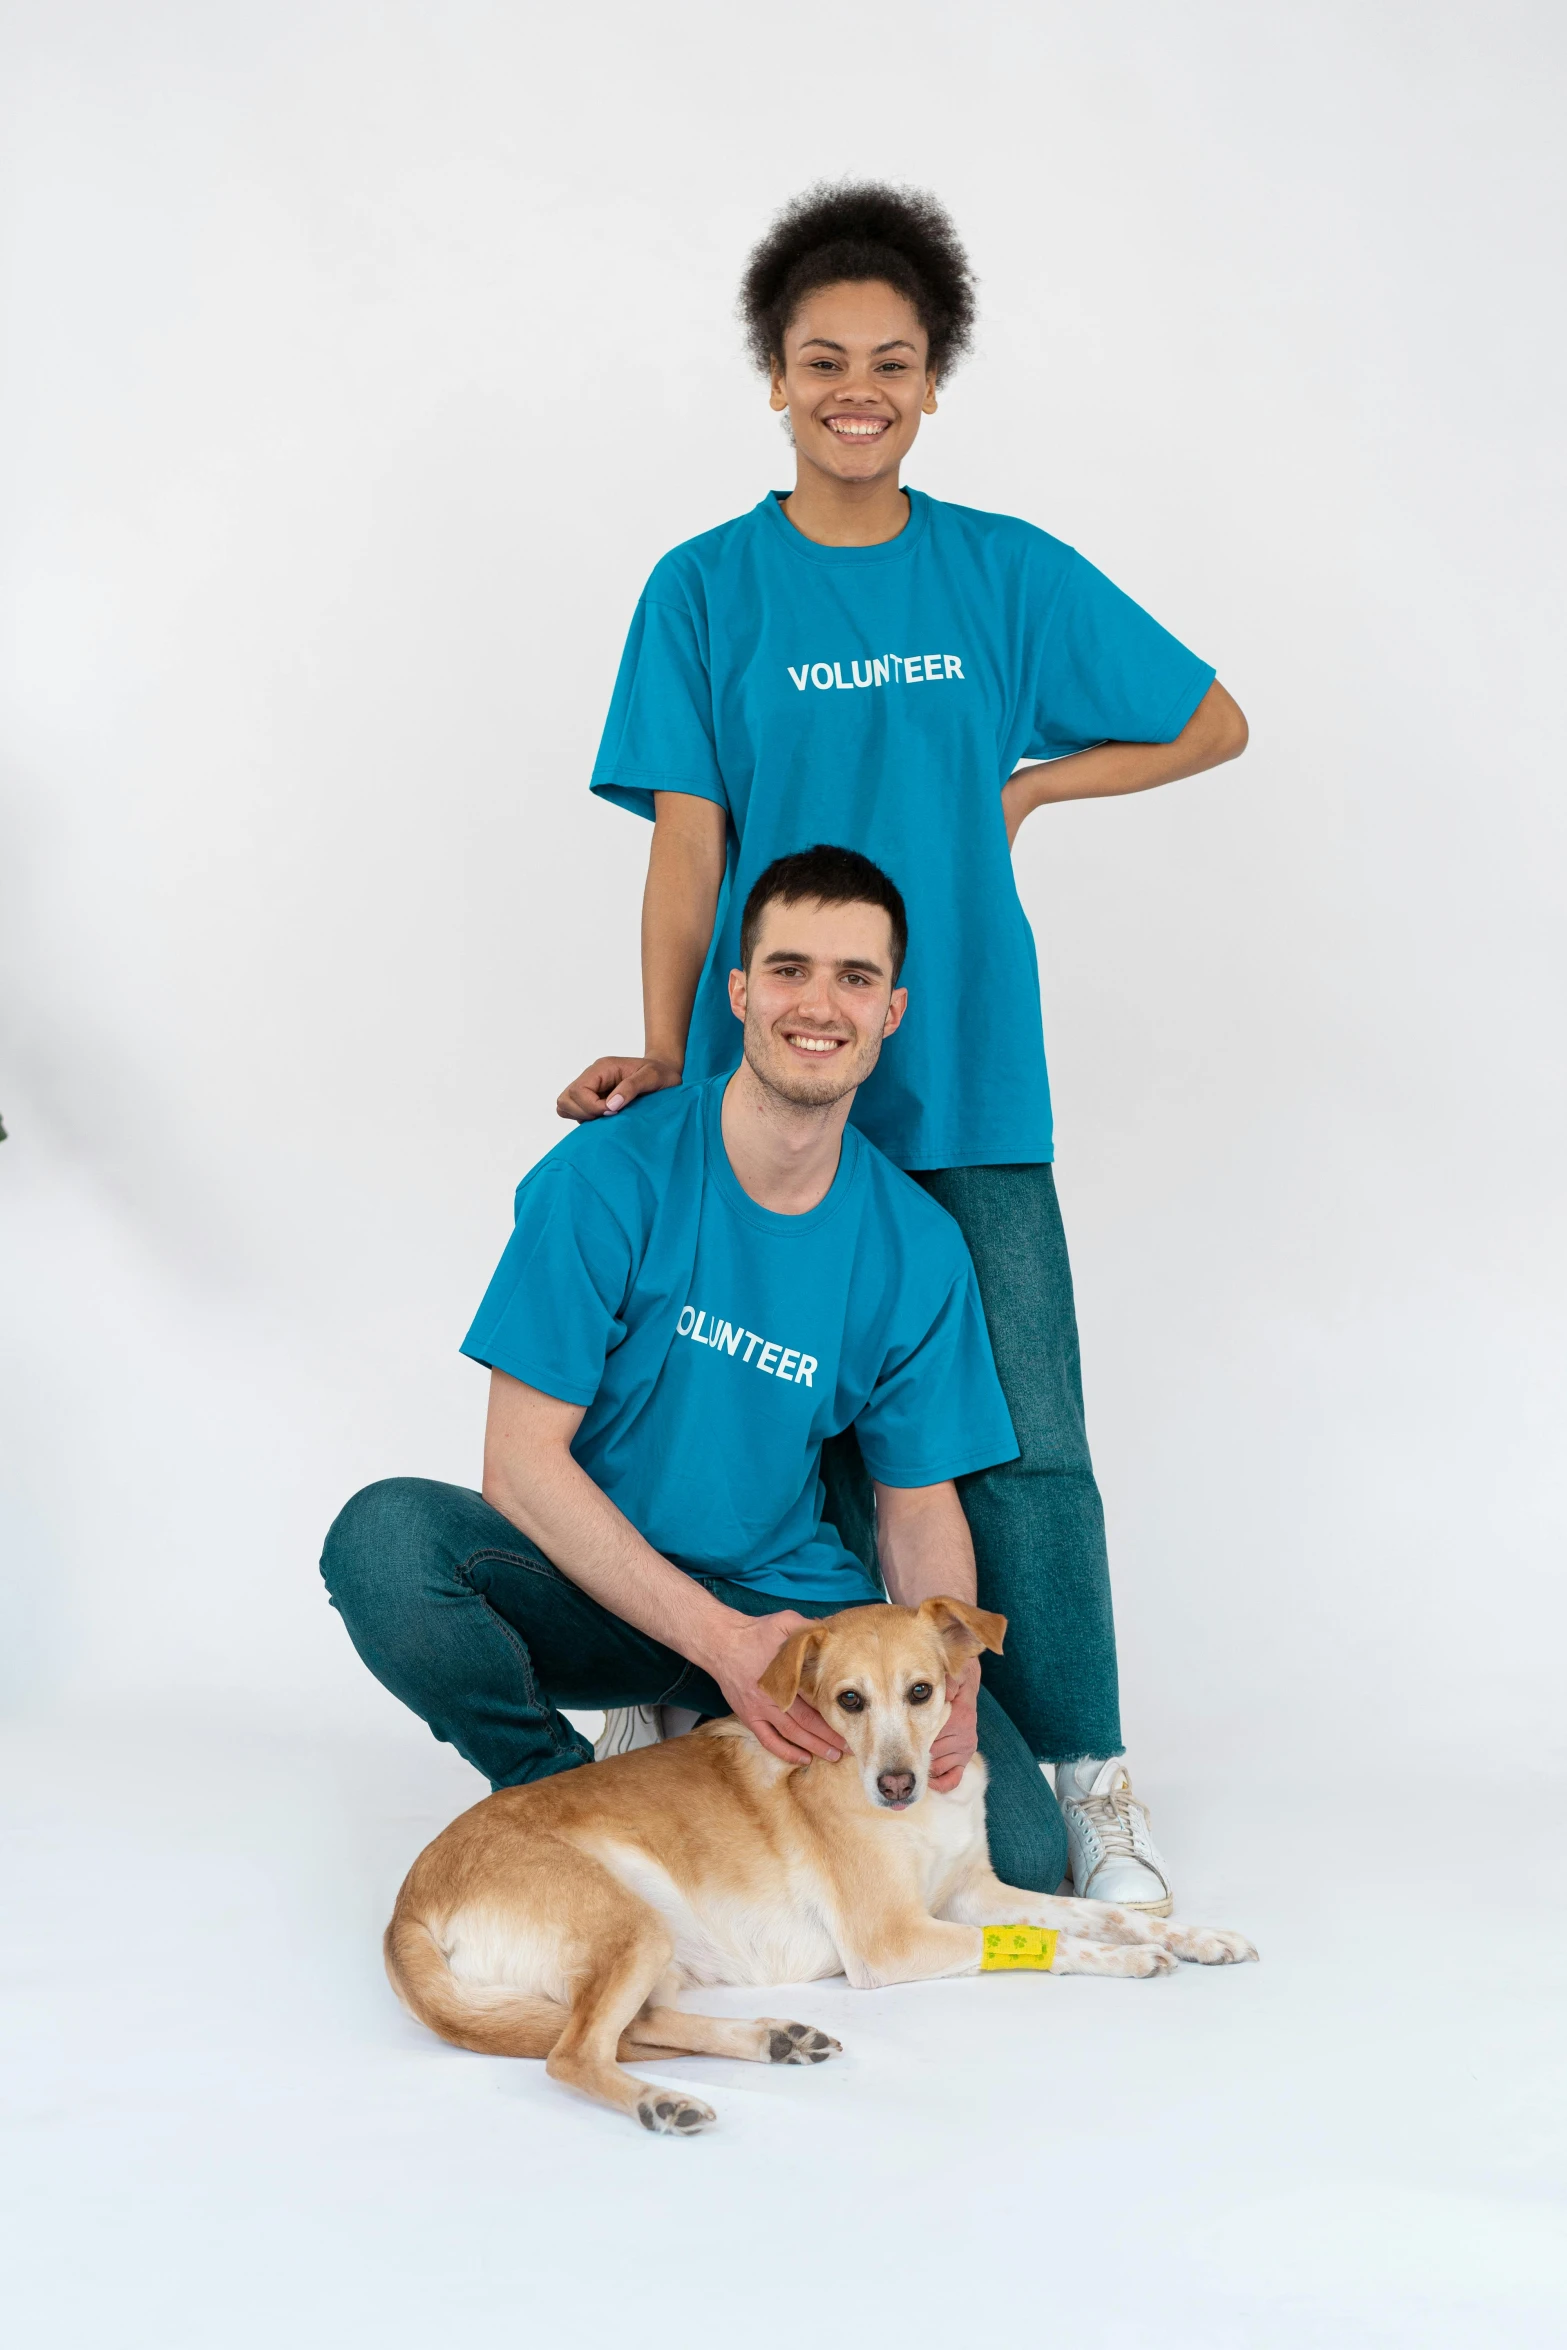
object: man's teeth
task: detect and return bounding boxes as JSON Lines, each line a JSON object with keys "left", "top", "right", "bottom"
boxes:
{"left": 788, "top": 1035, "right": 843, "bottom": 1052}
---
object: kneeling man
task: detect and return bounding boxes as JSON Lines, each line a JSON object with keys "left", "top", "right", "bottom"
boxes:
{"left": 322, "top": 845, "right": 1068, "bottom": 1891}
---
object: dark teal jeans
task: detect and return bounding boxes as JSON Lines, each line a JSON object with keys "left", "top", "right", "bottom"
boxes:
{"left": 823, "top": 1162, "right": 1122, "bottom": 1767}
{"left": 321, "top": 1477, "right": 1069, "bottom": 1894}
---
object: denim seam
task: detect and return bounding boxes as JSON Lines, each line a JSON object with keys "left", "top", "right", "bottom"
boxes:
{"left": 455, "top": 1550, "right": 579, "bottom": 1758}
{"left": 464, "top": 1546, "right": 694, "bottom": 1723}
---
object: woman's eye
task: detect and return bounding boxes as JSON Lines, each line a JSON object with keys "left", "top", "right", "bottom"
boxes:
{"left": 907, "top": 1683, "right": 933, "bottom": 1705}
{"left": 838, "top": 1690, "right": 865, "bottom": 1713}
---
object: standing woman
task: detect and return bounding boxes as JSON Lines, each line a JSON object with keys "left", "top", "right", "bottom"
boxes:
{"left": 558, "top": 184, "right": 1248, "bottom": 1911}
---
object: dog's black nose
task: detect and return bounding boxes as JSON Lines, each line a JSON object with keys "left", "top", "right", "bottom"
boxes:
{"left": 877, "top": 1770, "right": 916, "bottom": 1807}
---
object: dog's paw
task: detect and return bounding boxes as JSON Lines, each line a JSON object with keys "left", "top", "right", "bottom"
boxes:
{"left": 636, "top": 2091, "right": 717, "bottom": 2135}
{"left": 762, "top": 2019, "right": 842, "bottom": 2064}
{"left": 1053, "top": 1937, "right": 1178, "bottom": 1977}
{"left": 1163, "top": 1924, "right": 1258, "bottom": 1966}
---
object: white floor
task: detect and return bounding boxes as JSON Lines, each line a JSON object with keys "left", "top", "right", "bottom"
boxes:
{"left": 3, "top": 1713, "right": 1563, "bottom": 2350}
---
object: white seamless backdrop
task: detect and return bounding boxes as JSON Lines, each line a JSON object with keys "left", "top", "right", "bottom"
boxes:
{"left": 2, "top": 0, "right": 1563, "bottom": 1783}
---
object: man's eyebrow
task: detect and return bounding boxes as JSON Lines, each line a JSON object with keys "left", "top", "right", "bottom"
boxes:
{"left": 761, "top": 949, "right": 887, "bottom": 976}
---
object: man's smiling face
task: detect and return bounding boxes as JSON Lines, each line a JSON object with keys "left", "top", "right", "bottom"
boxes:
{"left": 729, "top": 895, "right": 907, "bottom": 1107}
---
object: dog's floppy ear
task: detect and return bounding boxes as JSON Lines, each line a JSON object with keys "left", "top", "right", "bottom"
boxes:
{"left": 917, "top": 1595, "right": 1007, "bottom": 1666}
{"left": 758, "top": 1625, "right": 826, "bottom": 1711}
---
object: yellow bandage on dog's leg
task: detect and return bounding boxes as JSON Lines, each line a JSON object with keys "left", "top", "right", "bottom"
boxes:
{"left": 981, "top": 1924, "right": 1058, "bottom": 1971}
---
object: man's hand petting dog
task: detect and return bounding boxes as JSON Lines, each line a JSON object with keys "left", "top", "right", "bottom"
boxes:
{"left": 928, "top": 1656, "right": 980, "bottom": 1792}
{"left": 702, "top": 1609, "right": 844, "bottom": 1767}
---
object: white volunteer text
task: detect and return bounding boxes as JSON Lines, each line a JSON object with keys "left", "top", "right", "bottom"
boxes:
{"left": 676, "top": 1306, "right": 816, "bottom": 1387}
{"left": 787, "top": 653, "right": 964, "bottom": 691}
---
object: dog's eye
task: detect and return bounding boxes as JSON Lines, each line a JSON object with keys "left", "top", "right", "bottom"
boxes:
{"left": 837, "top": 1690, "right": 866, "bottom": 1713}
{"left": 907, "top": 1683, "right": 934, "bottom": 1705}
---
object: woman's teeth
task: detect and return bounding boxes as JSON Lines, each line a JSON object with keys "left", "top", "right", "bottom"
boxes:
{"left": 826, "top": 418, "right": 887, "bottom": 437}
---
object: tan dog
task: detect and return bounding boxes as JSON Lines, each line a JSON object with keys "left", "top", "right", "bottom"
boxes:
{"left": 385, "top": 1599, "right": 1257, "bottom": 2132}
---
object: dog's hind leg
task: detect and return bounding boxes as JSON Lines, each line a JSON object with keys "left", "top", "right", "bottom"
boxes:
{"left": 622, "top": 2010, "right": 842, "bottom": 2066}
{"left": 546, "top": 1899, "right": 717, "bottom": 2135}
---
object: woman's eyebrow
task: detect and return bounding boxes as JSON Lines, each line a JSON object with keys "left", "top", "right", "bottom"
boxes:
{"left": 796, "top": 336, "right": 918, "bottom": 356}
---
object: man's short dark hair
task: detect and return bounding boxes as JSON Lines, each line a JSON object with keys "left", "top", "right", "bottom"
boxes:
{"left": 740, "top": 845, "right": 908, "bottom": 980}
{"left": 739, "top": 181, "right": 976, "bottom": 379}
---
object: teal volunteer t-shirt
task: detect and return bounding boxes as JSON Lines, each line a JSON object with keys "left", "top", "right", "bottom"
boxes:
{"left": 460, "top": 1075, "right": 1018, "bottom": 1603}
{"left": 590, "top": 489, "right": 1215, "bottom": 1170}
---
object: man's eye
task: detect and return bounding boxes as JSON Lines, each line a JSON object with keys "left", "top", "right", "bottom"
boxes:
{"left": 837, "top": 1690, "right": 866, "bottom": 1713}
{"left": 907, "top": 1683, "right": 933, "bottom": 1705}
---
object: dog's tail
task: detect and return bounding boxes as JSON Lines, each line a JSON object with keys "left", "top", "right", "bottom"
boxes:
{"left": 384, "top": 1909, "right": 566, "bottom": 2059}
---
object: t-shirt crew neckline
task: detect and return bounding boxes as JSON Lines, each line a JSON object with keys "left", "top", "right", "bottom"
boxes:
{"left": 703, "top": 1072, "right": 863, "bottom": 1236}
{"left": 760, "top": 486, "right": 930, "bottom": 566}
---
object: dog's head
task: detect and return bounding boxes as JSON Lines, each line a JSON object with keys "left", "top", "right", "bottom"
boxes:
{"left": 757, "top": 1598, "right": 1006, "bottom": 1811}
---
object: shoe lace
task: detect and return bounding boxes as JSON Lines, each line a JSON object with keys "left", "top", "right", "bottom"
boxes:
{"left": 1073, "top": 1773, "right": 1144, "bottom": 1861}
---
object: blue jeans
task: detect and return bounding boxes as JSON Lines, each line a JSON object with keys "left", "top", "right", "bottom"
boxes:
{"left": 822, "top": 1162, "right": 1122, "bottom": 1766}
{"left": 321, "top": 1477, "right": 1069, "bottom": 1894}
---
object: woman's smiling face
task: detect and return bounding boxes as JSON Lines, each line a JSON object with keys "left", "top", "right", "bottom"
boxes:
{"left": 769, "top": 278, "right": 936, "bottom": 486}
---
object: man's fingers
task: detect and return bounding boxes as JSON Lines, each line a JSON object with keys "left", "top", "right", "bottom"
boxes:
{"left": 787, "top": 1696, "right": 843, "bottom": 1759}
{"left": 752, "top": 1717, "right": 814, "bottom": 1766}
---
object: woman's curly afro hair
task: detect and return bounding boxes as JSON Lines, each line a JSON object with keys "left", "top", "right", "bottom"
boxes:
{"left": 739, "top": 181, "right": 976, "bottom": 379}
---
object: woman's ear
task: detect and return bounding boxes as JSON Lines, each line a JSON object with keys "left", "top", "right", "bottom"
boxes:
{"left": 769, "top": 360, "right": 788, "bottom": 413}
{"left": 916, "top": 1595, "right": 1006, "bottom": 1667}
{"left": 758, "top": 1626, "right": 824, "bottom": 1710}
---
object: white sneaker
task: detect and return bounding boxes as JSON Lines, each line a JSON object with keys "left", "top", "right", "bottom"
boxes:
{"left": 593, "top": 1705, "right": 665, "bottom": 1762}
{"left": 1055, "top": 1756, "right": 1173, "bottom": 1915}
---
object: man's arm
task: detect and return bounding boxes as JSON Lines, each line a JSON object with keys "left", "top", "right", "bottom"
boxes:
{"left": 556, "top": 792, "right": 727, "bottom": 1122}
{"left": 875, "top": 1479, "right": 983, "bottom": 1794}
{"left": 1001, "top": 678, "right": 1248, "bottom": 847}
{"left": 482, "top": 1368, "right": 841, "bottom": 1765}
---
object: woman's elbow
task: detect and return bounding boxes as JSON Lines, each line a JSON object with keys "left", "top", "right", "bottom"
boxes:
{"left": 1208, "top": 680, "right": 1249, "bottom": 762}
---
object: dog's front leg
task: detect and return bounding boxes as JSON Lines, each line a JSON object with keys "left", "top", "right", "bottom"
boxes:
{"left": 940, "top": 1868, "right": 1255, "bottom": 1969}
{"left": 837, "top": 1915, "right": 984, "bottom": 1990}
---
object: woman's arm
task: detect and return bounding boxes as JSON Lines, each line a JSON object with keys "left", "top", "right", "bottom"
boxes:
{"left": 1001, "top": 678, "right": 1248, "bottom": 848}
{"left": 556, "top": 791, "right": 727, "bottom": 1123}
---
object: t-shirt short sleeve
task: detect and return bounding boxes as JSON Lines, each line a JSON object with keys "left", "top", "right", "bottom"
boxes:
{"left": 460, "top": 1164, "right": 635, "bottom": 1407}
{"left": 590, "top": 583, "right": 730, "bottom": 824}
{"left": 1024, "top": 548, "right": 1216, "bottom": 760}
{"left": 851, "top": 1255, "right": 1019, "bottom": 1489}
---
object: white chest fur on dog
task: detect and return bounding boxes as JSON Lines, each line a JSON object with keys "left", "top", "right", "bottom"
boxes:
{"left": 383, "top": 1601, "right": 1256, "bottom": 2134}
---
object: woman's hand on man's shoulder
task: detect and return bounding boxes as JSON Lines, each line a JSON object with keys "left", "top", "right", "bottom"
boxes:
{"left": 555, "top": 1055, "right": 684, "bottom": 1124}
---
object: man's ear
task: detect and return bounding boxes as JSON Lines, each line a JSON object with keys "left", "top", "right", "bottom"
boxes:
{"left": 917, "top": 1595, "right": 1007, "bottom": 1668}
{"left": 758, "top": 1625, "right": 825, "bottom": 1711}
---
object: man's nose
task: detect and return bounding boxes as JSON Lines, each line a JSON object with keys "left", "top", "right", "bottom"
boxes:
{"left": 877, "top": 1770, "right": 916, "bottom": 1808}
